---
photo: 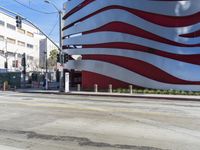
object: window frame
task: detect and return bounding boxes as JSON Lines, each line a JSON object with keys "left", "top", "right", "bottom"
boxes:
{"left": 7, "top": 23, "right": 16, "bottom": 31}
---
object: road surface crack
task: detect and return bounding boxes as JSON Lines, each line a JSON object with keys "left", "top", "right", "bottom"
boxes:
{"left": 0, "top": 129, "right": 168, "bottom": 150}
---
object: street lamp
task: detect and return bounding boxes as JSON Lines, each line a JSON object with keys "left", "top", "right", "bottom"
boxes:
{"left": 44, "top": 41, "right": 48, "bottom": 90}
{"left": 44, "top": 0, "right": 63, "bottom": 91}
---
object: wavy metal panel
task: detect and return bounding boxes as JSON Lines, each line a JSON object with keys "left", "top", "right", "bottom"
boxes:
{"left": 63, "top": 0, "right": 200, "bottom": 91}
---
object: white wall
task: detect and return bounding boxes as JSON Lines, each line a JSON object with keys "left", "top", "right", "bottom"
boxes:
{"left": 0, "top": 11, "right": 44, "bottom": 72}
{"left": 39, "top": 38, "right": 58, "bottom": 68}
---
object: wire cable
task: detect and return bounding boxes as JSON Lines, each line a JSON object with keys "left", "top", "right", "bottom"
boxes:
{"left": 12, "top": 0, "right": 57, "bottom": 14}
{"left": 48, "top": 18, "right": 58, "bottom": 36}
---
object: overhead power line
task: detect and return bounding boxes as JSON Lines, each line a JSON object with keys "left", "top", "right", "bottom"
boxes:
{"left": 48, "top": 19, "right": 59, "bottom": 36}
{"left": 12, "top": 0, "right": 57, "bottom": 14}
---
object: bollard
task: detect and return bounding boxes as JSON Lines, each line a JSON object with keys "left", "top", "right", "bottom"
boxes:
{"left": 94, "top": 84, "right": 98, "bottom": 93}
{"left": 77, "top": 84, "right": 81, "bottom": 91}
{"left": 3, "top": 82, "right": 6, "bottom": 91}
{"left": 14, "top": 86, "right": 16, "bottom": 91}
{"left": 3, "top": 81, "right": 8, "bottom": 91}
{"left": 109, "top": 84, "right": 112, "bottom": 93}
{"left": 129, "top": 85, "right": 133, "bottom": 94}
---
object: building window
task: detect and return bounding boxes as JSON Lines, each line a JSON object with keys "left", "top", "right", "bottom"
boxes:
{"left": 12, "top": 60, "right": 18, "bottom": 68}
{"left": 18, "top": 41, "right": 25, "bottom": 47}
{"left": 0, "top": 20, "right": 5, "bottom": 26}
{"left": 27, "top": 56, "right": 34, "bottom": 60}
{"left": 27, "top": 43, "right": 34, "bottom": 49}
{"left": 7, "top": 38, "right": 16, "bottom": 44}
{"left": 18, "top": 28, "right": 25, "bottom": 34}
{"left": 0, "top": 35, "right": 4, "bottom": 41}
{"left": 7, "top": 23, "right": 16, "bottom": 30}
{"left": 27, "top": 31, "right": 34, "bottom": 37}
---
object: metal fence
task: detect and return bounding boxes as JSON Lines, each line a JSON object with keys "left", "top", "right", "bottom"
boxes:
{"left": 0, "top": 72, "right": 21, "bottom": 89}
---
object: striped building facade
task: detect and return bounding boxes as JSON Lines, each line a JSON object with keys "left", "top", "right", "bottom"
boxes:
{"left": 63, "top": 0, "right": 200, "bottom": 91}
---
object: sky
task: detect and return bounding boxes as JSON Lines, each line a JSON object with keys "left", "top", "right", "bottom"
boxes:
{"left": 0, "top": 0, "right": 66, "bottom": 43}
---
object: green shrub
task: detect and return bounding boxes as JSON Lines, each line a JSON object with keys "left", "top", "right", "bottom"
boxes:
{"left": 156, "top": 90, "right": 161, "bottom": 94}
{"left": 143, "top": 89, "right": 149, "bottom": 94}
{"left": 137, "top": 89, "right": 143, "bottom": 94}
{"left": 161, "top": 90, "right": 168, "bottom": 94}
{"left": 188, "top": 91, "right": 193, "bottom": 95}
{"left": 111, "top": 87, "right": 200, "bottom": 96}
{"left": 180, "top": 91, "right": 186, "bottom": 95}
{"left": 168, "top": 89, "right": 174, "bottom": 95}
{"left": 132, "top": 89, "right": 137, "bottom": 93}
{"left": 116, "top": 88, "right": 121, "bottom": 93}
{"left": 113, "top": 89, "right": 117, "bottom": 93}
{"left": 174, "top": 90, "right": 180, "bottom": 95}
{"left": 149, "top": 90, "right": 155, "bottom": 94}
{"left": 122, "top": 89, "right": 127, "bottom": 93}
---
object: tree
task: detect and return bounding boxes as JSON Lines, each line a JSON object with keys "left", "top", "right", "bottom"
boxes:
{"left": 48, "top": 49, "right": 58, "bottom": 69}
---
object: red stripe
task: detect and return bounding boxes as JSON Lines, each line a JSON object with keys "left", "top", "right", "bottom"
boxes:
{"left": 63, "top": 5, "right": 200, "bottom": 30}
{"left": 82, "top": 71, "right": 142, "bottom": 89}
{"left": 180, "top": 29, "right": 200, "bottom": 38}
{"left": 82, "top": 42, "right": 200, "bottom": 65}
{"left": 84, "top": 22, "right": 200, "bottom": 47}
{"left": 83, "top": 55, "right": 200, "bottom": 85}
{"left": 63, "top": 0, "right": 95, "bottom": 19}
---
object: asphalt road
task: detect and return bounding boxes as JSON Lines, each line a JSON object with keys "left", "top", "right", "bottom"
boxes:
{"left": 0, "top": 91, "right": 199, "bottom": 150}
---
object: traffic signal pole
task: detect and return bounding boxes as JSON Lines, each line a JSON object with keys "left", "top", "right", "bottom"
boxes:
{"left": 45, "top": 40, "right": 48, "bottom": 90}
{"left": 5, "top": 39, "right": 8, "bottom": 72}
{"left": 21, "top": 53, "right": 26, "bottom": 88}
{"left": 58, "top": 11, "right": 64, "bottom": 92}
{"left": 44, "top": 0, "right": 64, "bottom": 92}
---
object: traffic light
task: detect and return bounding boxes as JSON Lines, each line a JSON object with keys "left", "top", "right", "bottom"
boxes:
{"left": 63, "top": 54, "right": 69, "bottom": 63}
{"left": 21, "top": 53, "right": 26, "bottom": 67}
{"left": 57, "top": 53, "right": 60, "bottom": 63}
{"left": 16, "top": 16, "right": 22, "bottom": 28}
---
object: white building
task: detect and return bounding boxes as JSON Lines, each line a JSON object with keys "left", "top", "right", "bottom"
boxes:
{"left": 39, "top": 38, "right": 58, "bottom": 69}
{"left": 0, "top": 11, "right": 55, "bottom": 73}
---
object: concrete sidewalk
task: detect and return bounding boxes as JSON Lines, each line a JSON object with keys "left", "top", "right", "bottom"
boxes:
{"left": 14, "top": 88, "right": 200, "bottom": 101}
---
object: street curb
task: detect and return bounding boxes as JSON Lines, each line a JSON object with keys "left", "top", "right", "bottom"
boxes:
{"left": 15, "top": 90, "right": 200, "bottom": 102}
{"left": 67, "top": 92, "right": 200, "bottom": 102}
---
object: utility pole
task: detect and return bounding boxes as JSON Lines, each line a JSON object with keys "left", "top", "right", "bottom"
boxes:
{"left": 58, "top": 10, "right": 64, "bottom": 92}
{"left": 14, "top": 50, "right": 18, "bottom": 72}
{"left": 45, "top": 38, "right": 48, "bottom": 90}
{"left": 21, "top": 53, "right": 26, "bottom": 88}
{"left": 44, "top": 0, "right": 64, "bottom": 92}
